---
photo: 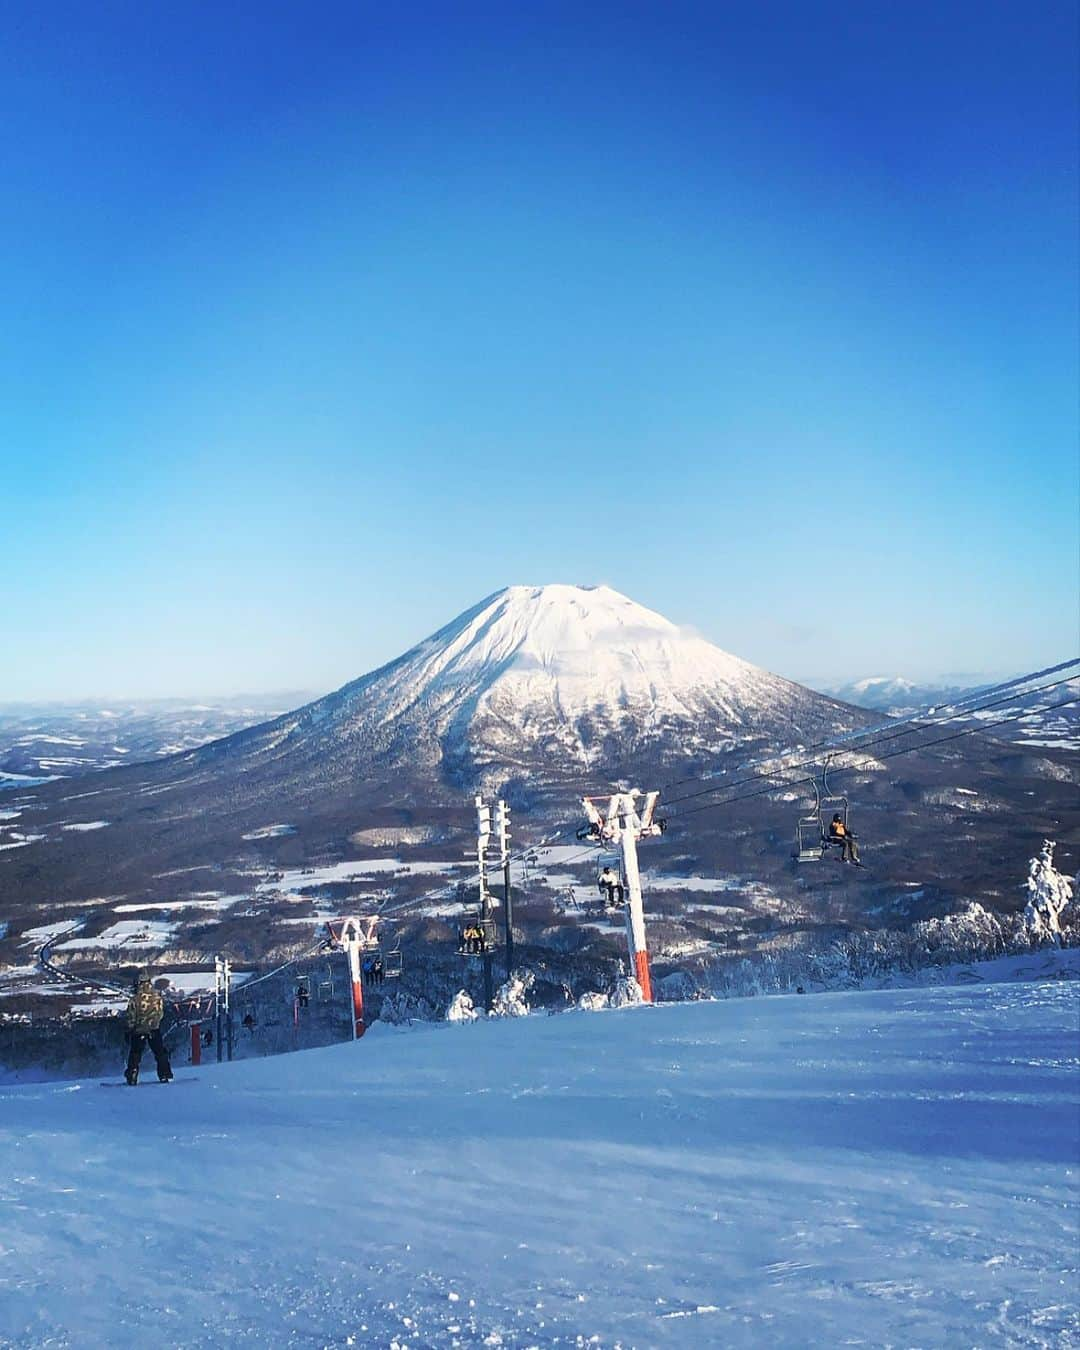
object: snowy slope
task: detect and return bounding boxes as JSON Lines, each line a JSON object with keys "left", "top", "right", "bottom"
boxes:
{"left": 193, "top": 584, "right": 866, "bottom": 790}
{"left": 2, "top": 978, "right": 1077, "bottom": 1348}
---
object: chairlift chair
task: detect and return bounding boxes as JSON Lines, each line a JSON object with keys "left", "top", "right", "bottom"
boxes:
{"left": 792, "top": 775, "right": 826, "bottom": 863}
{"left": 457, "top": 915, "right": 497, "bottom": 956}
{"left": 820, "top": 759, "right": 851, "bottom": 855}
{"left": 596, "top": 861, "right": 627, "bottom": 910}
{"left": 792, "top": 760, "right": 857, "bottom": 863}
{"left": 793, "top": 813, "right": 826, "bottom": 863}
{"left": 382, "top": 945, "right": 403, "bottom": 979}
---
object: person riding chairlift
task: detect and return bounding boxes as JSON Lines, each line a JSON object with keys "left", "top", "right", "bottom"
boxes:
{"left": 828, "top": 813, "right": 862, "bottom": 866}
{"left": 598, "top": 866, "right": 625, "bottom": 908}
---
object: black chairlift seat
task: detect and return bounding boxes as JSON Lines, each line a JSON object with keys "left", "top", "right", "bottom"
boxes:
{"left": 382, "top": 947, "right": 403, "bottom": 979}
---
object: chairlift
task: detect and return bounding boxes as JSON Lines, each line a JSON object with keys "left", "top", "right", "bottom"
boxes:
{"left": 820, "top": 759, "right": 850, "bottom": 849}
{"left": 360, "top": 950, "right": 386, "bottom": 986}
{"left": 457, "top": 914, "right": 497, "bottom": 956}
{"left": 596, "top": 862, "right": 626, "bottom": 910}
{"left": 792, "top": 760, "right": 855, "bottom": 863}
{"left": 381, "top": 944, "right": 403, "bottom": 979}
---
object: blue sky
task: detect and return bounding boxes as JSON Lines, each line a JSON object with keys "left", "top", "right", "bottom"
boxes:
{"left": 2, "top": 1, "right": 1077, "bottom": 699}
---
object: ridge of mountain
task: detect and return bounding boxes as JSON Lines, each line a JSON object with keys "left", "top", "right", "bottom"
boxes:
{"left": 178, "top": 583, "right": 869, "bottom": 793}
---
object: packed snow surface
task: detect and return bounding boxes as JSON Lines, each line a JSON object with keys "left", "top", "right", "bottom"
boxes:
{"left": 1, "top": 978, "right": 1077, "bottom": 1348}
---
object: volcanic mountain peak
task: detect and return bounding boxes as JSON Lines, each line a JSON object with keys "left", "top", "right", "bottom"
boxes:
{"left": 8, "top": 585, "right": 877, "bottom": 877}
{"left": 401, "top": 583, "right": 754, "bottom": 703}
{"left": 285, "top": 583, "right": 862, "bottom": 782}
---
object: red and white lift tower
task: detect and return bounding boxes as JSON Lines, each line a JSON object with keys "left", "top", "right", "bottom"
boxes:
{"left": 325, "top": 915, "right": 379, "bottom": 1039}
{"left": 581, "top": 790, "right": 665, "bottom": 1003}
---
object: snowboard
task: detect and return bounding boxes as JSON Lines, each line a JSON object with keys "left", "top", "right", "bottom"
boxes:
{"left": 100, "top": 1078, "right": 197, "bottom": 1087}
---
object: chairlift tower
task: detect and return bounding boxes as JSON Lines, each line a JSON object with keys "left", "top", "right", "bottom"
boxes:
{"left": 475, "top": 795, "right": 495, "bottom": 1013}
{"left": 581, "top": 790, "right": 664, "bottom": 1002}
{"left": 214, "top": 955, "right": 233, "bottom": 1062}
{"left": 496, "top": 798, "right": 513, "bottom": 980}
{"left": 325, "top": 916, "right": 379, "bottom": 1040}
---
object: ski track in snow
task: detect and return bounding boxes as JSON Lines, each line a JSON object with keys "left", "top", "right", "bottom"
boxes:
{"left": 0, "top": 979, "right": 1077, "bottom": 1348}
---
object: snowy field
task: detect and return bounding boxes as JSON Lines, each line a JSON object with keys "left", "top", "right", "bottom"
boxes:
{"left": 1, "top": 979, "right": 1077, "bottom": 1349}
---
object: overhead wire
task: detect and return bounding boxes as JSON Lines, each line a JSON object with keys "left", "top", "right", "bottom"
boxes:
{"left": 661, "top": 671, "right": 1079, "bottom": 810}
{"left": 374, "top": 663, "right": 1080, "bottom": 911}
{"left": 657, "top": 657, "right": 1079, "bottom": 798}
{"left": 668, "top": 695, "right": 1080, "bottom": 823}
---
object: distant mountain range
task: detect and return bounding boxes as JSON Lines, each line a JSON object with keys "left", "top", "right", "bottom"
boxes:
{"left": 817, "top": 676, "right": 987, "bottom": 715}
{"left": 0, "top": 694, "right": 315, "bottom": 783}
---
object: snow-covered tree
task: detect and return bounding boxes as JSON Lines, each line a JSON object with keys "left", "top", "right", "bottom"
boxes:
{"left": 1023, "top": 841, "right": 1073, "bottom": 947}
{"left": 378, "top": 989, "right": 436, "bottom": 1025}
{"left": 446, "top": 990, "right": 479, "bottom": 1022}
{"left": 917, "top": 902, "right": 1005, "bottom": 964}
{"left": 577, "top": 990, "right": 610, "bottom": 1012}
{"left": 492, "top": 970, "right": 534, "bottom": 1018}
{"left": 610, "top": 972, "right": 644, "bottom": 1008}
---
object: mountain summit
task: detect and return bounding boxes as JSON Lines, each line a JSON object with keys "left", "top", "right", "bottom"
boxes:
{"left": 196, "top": 584, "right": 866, "bottom": 794}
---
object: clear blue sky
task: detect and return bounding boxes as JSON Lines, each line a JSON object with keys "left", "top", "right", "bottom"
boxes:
{"left": 2, "top": 0, "right": 1077, "bottom": 699}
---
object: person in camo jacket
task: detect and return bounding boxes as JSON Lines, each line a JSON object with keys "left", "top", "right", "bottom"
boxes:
{"left": 124, "top": 972, "right": 173, "bottom": 1085}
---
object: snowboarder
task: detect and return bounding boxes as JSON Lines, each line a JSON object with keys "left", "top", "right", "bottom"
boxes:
{"left": 828, "top": 814, "right": 861, "bottom": 866}
{"left": 371, "top": 954, "right": 385, "bottom": 985}
{"left": 123, "top": 973, "right": 173, "bottom": 1084}
{"left": 598, "top": 866, "right": 625, "bottom": 908}
{"left": 296, "top": 981, "right": 310, "bottom": 1008}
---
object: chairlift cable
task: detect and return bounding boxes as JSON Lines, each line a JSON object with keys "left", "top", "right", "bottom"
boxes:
{"left": 661, "top": 671, "right": 1079, "bottom": 810}
{"left": 267, "top": 665, "right": 1080, "bottom": 944}
{"left": 238, "top": 935, "right": 333, "bottom": 991}
{"left": 668, "top": 694, "right": 1080, "bottom": 823}
{"left": 657, "top": 656, "right": 1080, "bottom": 798}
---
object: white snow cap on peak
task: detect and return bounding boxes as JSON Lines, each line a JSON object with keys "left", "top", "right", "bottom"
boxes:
{"left": 418, "top": 583, "right": 756, "bottom": 696}
{"left": 329, "top": 580, "right": 827, "bottom": 766}
{"left": 284, "top": 580, "right": 860, "bottom": 777}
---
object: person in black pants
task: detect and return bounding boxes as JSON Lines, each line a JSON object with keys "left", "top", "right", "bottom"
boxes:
{"left": 598, "top": 866, "right": 625, "bottom": 908}
{"left": 828, "top": 814, "right": 862, "bottom": 866}
{"left": 124, "top": 973, "right": 173, "bottom": 1084}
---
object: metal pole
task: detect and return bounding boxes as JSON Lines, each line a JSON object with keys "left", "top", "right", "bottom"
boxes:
{"left": 476, "top": 795, "right": 494, "bottom": 1013}
{"left": 619, "top": 803, "right": 653, "bottom": 1002}
{"left": 214, "top": 957, "right": 223, "bottom": 1063}
{"left": 499, "top": 800, "right": 514, "bottom": 980}
{"left": 343, "top": 922, "right": 365, "bottom": 1039}
{"left": 503, "top": 850, "right": 513, "bottom": 981}
{"left": 224, "top": 959, "right": 233, "bottom": 1062}
{"left": 481, "top": 883, "right": 494, "bottom": 1013}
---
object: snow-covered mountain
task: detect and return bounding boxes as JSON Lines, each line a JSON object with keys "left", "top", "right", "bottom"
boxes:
{"left": 821, "top": 675, "right": 983, "bottom": 715}
{"left": 191, "top": 584, "right": 867, "bottom": 794}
